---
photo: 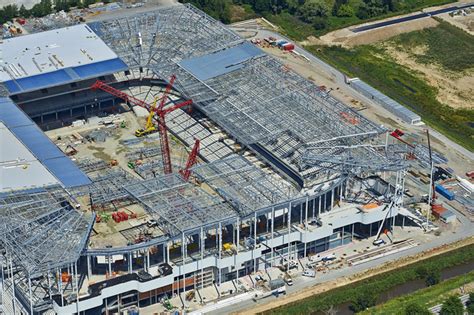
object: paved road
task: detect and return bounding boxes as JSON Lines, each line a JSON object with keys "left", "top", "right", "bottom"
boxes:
{"left": 352, "top": 3, "right": 474, "bottom": 32}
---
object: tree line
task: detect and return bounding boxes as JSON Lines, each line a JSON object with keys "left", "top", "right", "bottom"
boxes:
{"left": 180, "top": 0, "right": 445, "bottom": 31}
{"left": 0, "top": 0, "right": 103, "bottom": 25}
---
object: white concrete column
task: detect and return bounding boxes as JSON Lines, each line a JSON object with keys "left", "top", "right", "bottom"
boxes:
{"left": 271, "top": 207, "right": 275, "bottom": 267}
{"left": 319, "top": 196, "right": 322, "bottom": 216}
{"left": 287, "top": 202, "right": 292, "bottom": 272}
{"left": 352, "top": 224, "right": 355, "bottom": 241}
{"left": 218, "top": 222, "right": 222, "bottom": 288}
{"left": 304, "top": 198, "right": 308, "bottom": 258}
{"left": 254, "top": 212, "right": 257, "bottom": 271}
{"left": 108, "top": 255, "right": 112, "bottom": 275}
{"left": 236, "top": 218, "right": 240, "bottom": 253}
{"left": 331, "top": 188, "right": 335, "bottom": 210}
{"left": 87, "top": 255, "right": 92, "bottom": 279}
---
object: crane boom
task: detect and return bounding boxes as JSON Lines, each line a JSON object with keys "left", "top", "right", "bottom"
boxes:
{"left": 158, "top": 75, "right": 176, "bottom": 112}
{"left": 91, "top": 80, "right": 150, "bottom": 110}
{"left": 426, "top": 129, "right": 436, "bottom": 203}
{"left": 90, "top": 78, "right": 193, "bottom": 175}
{"left": 180, "top": 139, "right": 200, "bottom": 181}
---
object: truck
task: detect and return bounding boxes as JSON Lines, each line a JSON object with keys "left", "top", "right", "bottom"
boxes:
{"left": 269, "top": 278, "right": 285, "bottom": 291}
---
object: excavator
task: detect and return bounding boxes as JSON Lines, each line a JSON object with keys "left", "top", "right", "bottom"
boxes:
{"left": 135, "top": 96, "right": 159, "bottom": 137}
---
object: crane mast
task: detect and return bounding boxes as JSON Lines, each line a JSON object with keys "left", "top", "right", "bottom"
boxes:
{"left": 179, "top": 139, "right": 200, "bottom": 181}
{"left": 91, "top": 78, "right": 193, "bottom": 174}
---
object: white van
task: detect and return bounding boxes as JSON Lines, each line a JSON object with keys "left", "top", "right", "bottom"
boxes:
{"left": 373, "top": 239, "right": 385, "bottom": 246}
{"left": 302, "top": 269, "right": 316, "bottom": 278}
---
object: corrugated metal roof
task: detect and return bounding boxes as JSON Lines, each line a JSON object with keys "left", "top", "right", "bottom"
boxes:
{"left": 350, "top": 79, "right": 421, "bottom": 124}
{"left": 0, "top": 24, "right": 128, "bottom": 94}
{"left": 42, "top": 156, "right": 91, "bottom": 188}
{"left": 3, "top": 58, "right": 127, "bottom": 94}
{"left": 0, "top": 97, "right": 91, "bottom": 188}
{"left": 179, "top": 41, "right": 265, "bottom": 81}
{"left": 10, "top": 125, "right": 64, "bottom": 160}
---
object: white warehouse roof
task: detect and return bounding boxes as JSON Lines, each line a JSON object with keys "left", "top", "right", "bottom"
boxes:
{"left": 0, "top": 24, "right": 119, "bottom": 81}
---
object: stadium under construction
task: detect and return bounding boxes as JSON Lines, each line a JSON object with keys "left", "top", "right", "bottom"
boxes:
{"left": 0, "top": 4, "right": 426, "bottom": 314}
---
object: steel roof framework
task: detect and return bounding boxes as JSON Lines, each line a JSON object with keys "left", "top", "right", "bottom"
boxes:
{"left": 0, "top": 188, "right": 94, "bottom": 278}
{"left": 192, "top": 156, "right": 299, "bottom": 217}
{"left": 124, "top": 173, "right": 237, "bottom": 234}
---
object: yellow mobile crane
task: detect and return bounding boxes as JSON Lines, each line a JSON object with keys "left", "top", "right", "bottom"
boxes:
{"left": 135, "top": 75, "right": 176, "bottom": 137}
{"left": 135, "top": 96, "right": 159, "bottom": 137}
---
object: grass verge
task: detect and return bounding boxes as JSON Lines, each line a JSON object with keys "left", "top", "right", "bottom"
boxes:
{"left": 361, "top": 271, "right": 474, "bottom": 314}
{"left": 263, "top": 243, "right": 474, "bottom": 314}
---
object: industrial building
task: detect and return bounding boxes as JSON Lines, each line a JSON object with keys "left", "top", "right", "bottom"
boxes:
{"left": 0, "top": 4, "right": 422, "bottom": 314}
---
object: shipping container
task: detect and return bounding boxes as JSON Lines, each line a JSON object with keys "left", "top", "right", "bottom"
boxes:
{"left": 282, "top": 43, "right": 295, "bottom": 51}
{"left": 435, "top": 184, "right": 455, "bottom": 201}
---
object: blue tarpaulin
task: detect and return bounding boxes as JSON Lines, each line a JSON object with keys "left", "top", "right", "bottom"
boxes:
{"left": 179, "top": 42, "right": 265, "bottom": 81}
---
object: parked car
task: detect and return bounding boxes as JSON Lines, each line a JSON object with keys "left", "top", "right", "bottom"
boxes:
{"left": 322, "top": 253, "right": 336, "bottom": 262}
{"left": 373, "top": 239, "right": 385, "bottom": 246}
{"left": 302, "top": 269, "right": 316, "bottom": 278}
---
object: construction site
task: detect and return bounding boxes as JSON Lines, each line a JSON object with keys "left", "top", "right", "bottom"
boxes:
{"left": 0, "top": 3, "right": 473, "bottom": 315}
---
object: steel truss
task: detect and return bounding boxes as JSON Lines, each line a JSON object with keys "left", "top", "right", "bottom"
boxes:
{"left": 125, "top": 173, "right": 237, "bottom": 235}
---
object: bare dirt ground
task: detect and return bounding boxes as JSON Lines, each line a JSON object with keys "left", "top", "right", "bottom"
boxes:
{"left": 381, "top": 43, "right": 474, "bottom": 110}
{"left": 235, "top": 237, "right": 474, "bottom": 315}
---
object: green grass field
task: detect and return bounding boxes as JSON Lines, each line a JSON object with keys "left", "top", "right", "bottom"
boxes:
{"left": 361, "top": 271, "right": 474, "bottom": 314}
{"left": 305, "top": 23, "right": 474, "bottom": 151}
{"left": 263, "top": 243, "right": 474, "bottom": 314}
{"left": 393, "top": 20, "right": 474, "bottom": 72}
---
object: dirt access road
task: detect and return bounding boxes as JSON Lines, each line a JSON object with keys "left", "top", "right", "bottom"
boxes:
{"left": 235, "top": 237, "right": 474, "bottom": 315}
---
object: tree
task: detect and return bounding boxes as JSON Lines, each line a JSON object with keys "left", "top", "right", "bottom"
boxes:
{"left": 298, "top": 0, "right": 330, "bottom": 23}
{"left": 350, "top": 289, "right": 378, "bottom": 312}
{"left": 337, "top": 4, "right": 355, "bottom": 17}
{"left": 356, "top": 0, "right": 386, "bottom": 19}
{"left": 2, "top": 4, "right": 19, "bottom": 21}
{"left": 19, "top": 4, "right": 30, "bottom": 17}
{"left": 312, "top": 16, "right": 328, "bottom": 30}
{"left": 440, "top": 295, "right": 464, "bottom": 315}
{"left": 54, "top": 0, "right": 70, "bottom": 12}
{"left": 30, "top": 0, "right": 53, "bottom": 17}
{"left": 467, "top": 292, "right": 474, "bottom": 315}
{"left": 405, "top": 302, "right": 431, "bottom": 315}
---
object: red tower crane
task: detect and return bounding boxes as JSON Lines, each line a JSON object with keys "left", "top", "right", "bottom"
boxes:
{"left": 179, "top": 139, "right": 200, "bottom": 181}
{"left": 91, "top": 78, "right": 192, "bottom": 174}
